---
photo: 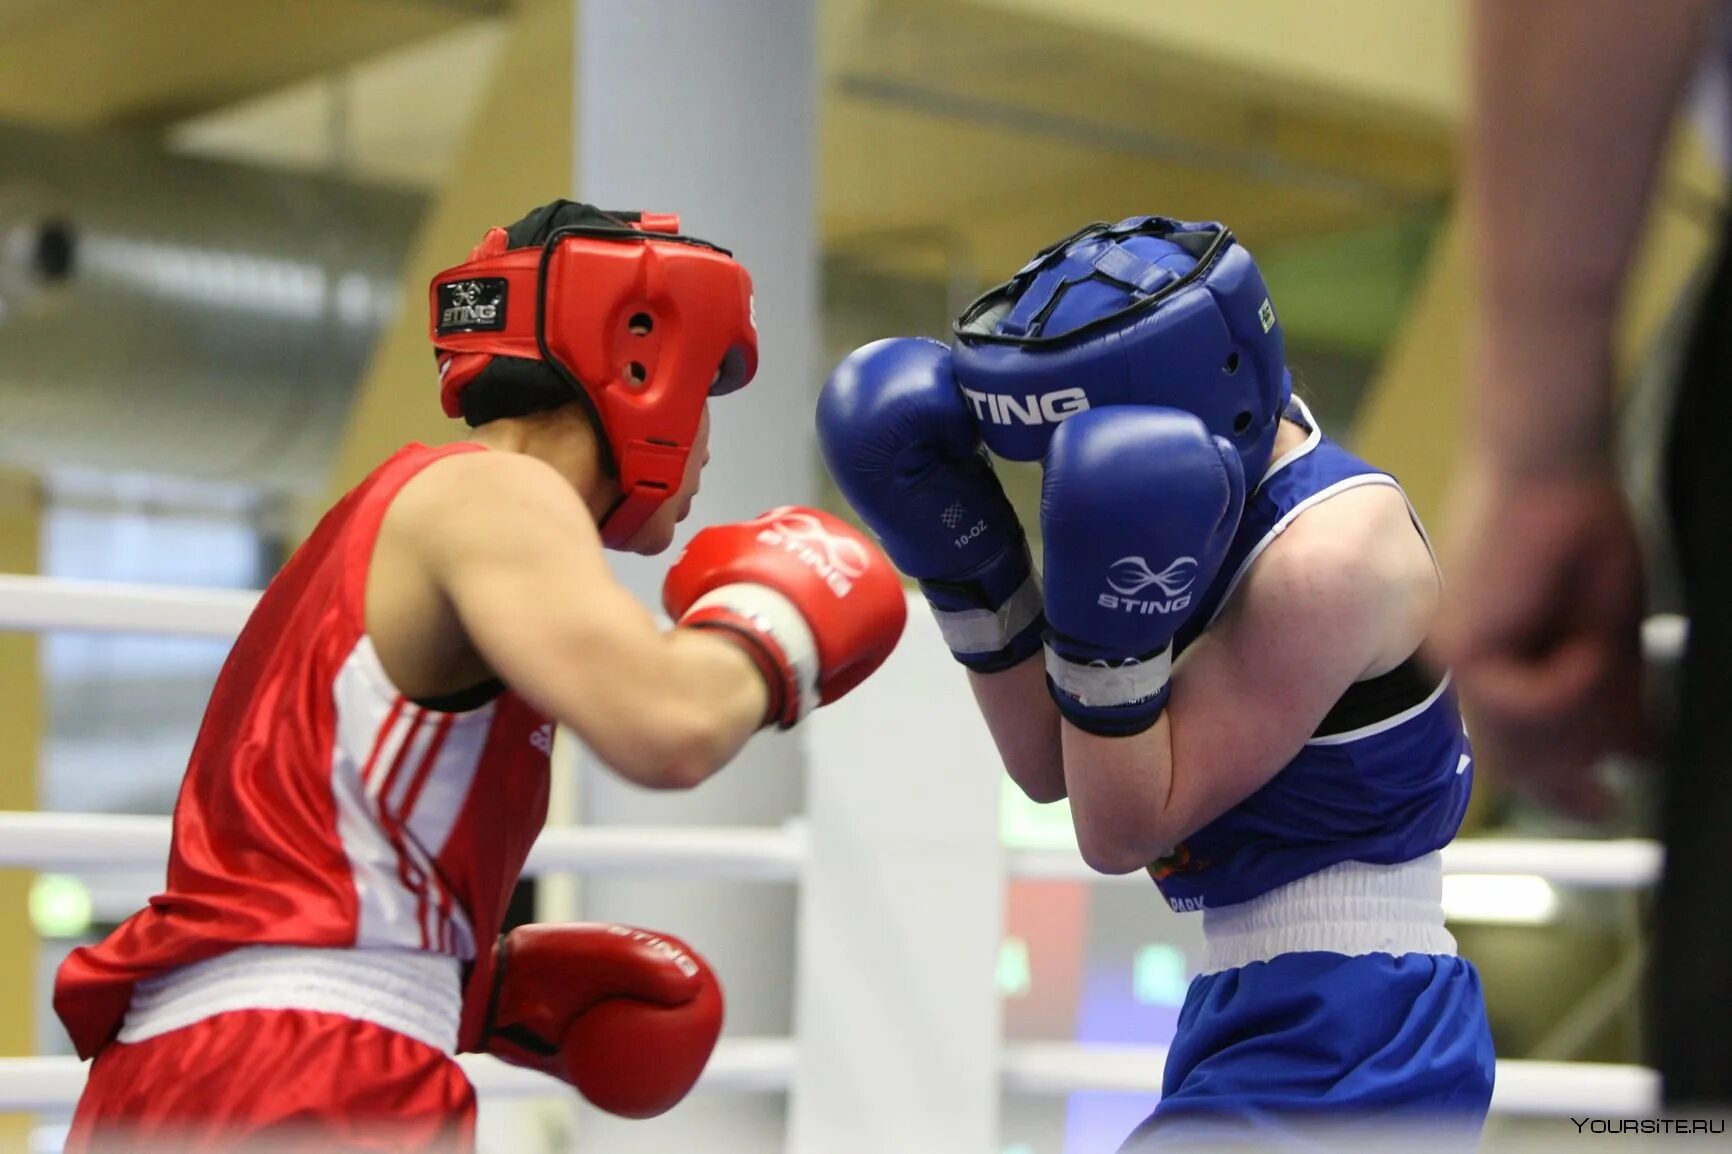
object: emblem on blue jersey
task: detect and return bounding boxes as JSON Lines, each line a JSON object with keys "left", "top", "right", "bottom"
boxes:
{"left": 1149, "top": 843, "right": 1208, "bottom": 882}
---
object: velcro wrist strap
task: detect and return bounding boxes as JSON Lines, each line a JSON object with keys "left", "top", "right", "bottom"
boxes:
{"left": 918, "top": 536, "right": 1043, "bottom": 670}
{"left": 679, "top": 584, "right": 819, "bottom": 728}
{"left": 926, "top": 570, "right": 1044, "bottom": 658}
{"left": 1043, "top": 642, "right": 1173, "bottom": 708}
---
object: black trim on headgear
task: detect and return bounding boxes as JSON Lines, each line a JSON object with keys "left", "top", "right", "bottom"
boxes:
{"left": 953, "top": 217, "right": 1233, "bottom": 347}
{"left": 452, "top": 355, "right": 573, "bottom": 427}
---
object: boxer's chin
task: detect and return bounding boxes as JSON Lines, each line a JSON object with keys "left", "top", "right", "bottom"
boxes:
{"left": 609, "top": 512, "right": 673, "bottom": 556}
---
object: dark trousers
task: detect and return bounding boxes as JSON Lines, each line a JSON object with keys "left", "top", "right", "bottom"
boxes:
{"left": 1659, "top": 220, "right": 1732, "bottom": 1107}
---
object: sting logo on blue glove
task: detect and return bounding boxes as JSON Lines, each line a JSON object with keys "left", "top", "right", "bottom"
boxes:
{"left": 1040, "top": 407, "right": 1246, "bottom": 735}
{"left": 1099, "top": 555, "right": 1198, "bottom": 614}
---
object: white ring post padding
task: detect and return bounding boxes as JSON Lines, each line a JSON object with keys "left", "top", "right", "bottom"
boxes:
{"left": 791, "top": 606, "right": 1006, "bottom": 1154}
{"left": 0, "top": 812, "right": 807, "bottom": 880}
{"left": 1007, "top": 838, "right": 1663, "bottom": 890}
{"left": 0, "top": 575, "right": 259, "bottom": 637}
{"left": 0, "top": 1048, "right": 1656, "bottom": 1116}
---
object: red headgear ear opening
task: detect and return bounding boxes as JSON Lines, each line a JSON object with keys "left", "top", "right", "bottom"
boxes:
{"left": 428, "top": 205, "right": 758, "bottom": 548}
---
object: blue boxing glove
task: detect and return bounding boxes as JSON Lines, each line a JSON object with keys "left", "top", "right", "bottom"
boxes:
{"left": 1041, "top": 407, "right": 1246, "bottom": 735}
{"left": 817, "top": 338, "right": 1043, "bottom": 671}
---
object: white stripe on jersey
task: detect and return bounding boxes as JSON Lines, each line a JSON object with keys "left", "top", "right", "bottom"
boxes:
{"left": 331, "top": 636, "right": 483, "bottom": 956}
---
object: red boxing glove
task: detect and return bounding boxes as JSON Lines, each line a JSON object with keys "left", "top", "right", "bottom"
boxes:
{"left": 663, "top": 506, "right": 907, "bottom": 728}
{"left": 480, "top": 923, "right": 722, "bottom": 1119}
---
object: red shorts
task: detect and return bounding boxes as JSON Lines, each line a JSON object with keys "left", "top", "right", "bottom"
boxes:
{"left": 66, "top": 1009, "right": 476, "bottom": 1153}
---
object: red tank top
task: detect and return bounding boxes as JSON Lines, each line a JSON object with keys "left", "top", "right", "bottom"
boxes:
{"left": 54, "top": 443, "right": 553, "bottom": 1059}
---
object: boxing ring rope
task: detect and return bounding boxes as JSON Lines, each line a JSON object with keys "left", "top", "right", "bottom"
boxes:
{"left": 0, "top": 1048, "right": 1661, "bottom": 1118}
{"left": 1010, "top": 838, "right": 1666, "bottom": 889}
{"left": 0, "top": 812, "right": 1659, "bottom": 890}
{"left": 0, "top": 575, "right": 258, "bottom": 637}
{"left": 0, "top": 575, "right": 1683, "bottom": 1134}
{"left": 0, "top": 1041, "right": 804, "bottom": 1113}
{"left": 0, "top": 575, "right": 1686, "bottom": 658}
{"left": 0, "top": 812, "right": 809, "bottom": 880}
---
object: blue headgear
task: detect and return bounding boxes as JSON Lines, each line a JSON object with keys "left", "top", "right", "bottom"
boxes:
{"left": 951, "top": 216, "right": 1291, "bottom": 482}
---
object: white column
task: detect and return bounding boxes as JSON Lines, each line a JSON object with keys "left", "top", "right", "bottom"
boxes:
{"left": 793, "top": 598, "right": 1006, "bottom": 1154}
{"left": 573, "top": 3, "right": 818, "bottom": 1151}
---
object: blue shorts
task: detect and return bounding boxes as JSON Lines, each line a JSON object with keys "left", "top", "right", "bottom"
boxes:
{"left": 1119, "top": 951, "right": 1494, "bottom": 1151}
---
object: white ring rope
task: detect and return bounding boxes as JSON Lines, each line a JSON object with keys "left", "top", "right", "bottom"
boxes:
{"left": 0, "top": 574, "right": 1692, "bottom": 665}
{"left": 0, "top": 1039, "right": 798, "bottom": 1112}
{"left": 0, "top": 575, "right": 1680, "bottom": 1122}
{"left": 1010, "top": 838, "right": 1665, "bottom": 889}
{"left": 0, "top": 575, "right": 258, "bottom": 637}
{"left": 997, "top": 1046, "right": 1661, "bottom": 1118}
{"left": 0, "top": 1049, "right": 1657, "bottom": 1116}
{"left": 0, "top": 812, "right": 807, "bottom": 881}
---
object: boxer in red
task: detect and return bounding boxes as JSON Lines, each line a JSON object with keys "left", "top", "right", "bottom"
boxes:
{"left": 55, "top": 201, "right": 906, "bottom": 1152}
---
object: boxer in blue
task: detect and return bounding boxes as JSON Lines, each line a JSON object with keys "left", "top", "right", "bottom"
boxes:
{"left": 817, "top": 218, "right": 1495, "bottom": 1146}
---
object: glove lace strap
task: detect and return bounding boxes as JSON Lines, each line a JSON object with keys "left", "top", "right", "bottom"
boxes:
{"left": 490, "top": 1021, "right": 561, "bottom": 1058}
{"left": 478, "top": 932, "right": 512, "bottom": 1052}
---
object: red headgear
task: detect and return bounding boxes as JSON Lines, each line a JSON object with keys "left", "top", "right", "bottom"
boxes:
{"left": 429, "top": 206, "right": 758, "bottom": 548}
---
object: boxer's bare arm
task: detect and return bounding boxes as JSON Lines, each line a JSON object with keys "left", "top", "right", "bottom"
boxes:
{"left": 382, "top": 450, "right": 768, "bottom": 790}
{"left": 967, "top": 662, "right": 1066, "bottom": 803}
{"left": 1062, "top": 485, "right": 1436, "bottom": 874}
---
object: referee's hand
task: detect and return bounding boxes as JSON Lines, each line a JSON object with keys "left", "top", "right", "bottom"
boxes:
{"left": 1431, "top": 463, "right": 1645, "bottom": 820}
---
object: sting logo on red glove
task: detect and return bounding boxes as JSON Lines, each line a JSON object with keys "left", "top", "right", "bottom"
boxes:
{"left": 752, "top": 510, "right": 873, "bottom": 596}
{"left": 605, "top": 924, "right": 700, "bottom": 978}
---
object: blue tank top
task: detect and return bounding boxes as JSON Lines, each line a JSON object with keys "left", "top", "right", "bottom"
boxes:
{"left": 1153, "top": 401, "right": 1474, "bottom": 913}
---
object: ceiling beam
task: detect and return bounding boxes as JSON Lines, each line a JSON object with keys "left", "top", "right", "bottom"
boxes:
{"left": 0, "top": 0, "right": 486, "bottom": 129}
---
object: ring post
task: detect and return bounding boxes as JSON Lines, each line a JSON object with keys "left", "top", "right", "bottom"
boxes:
{"left": 792, "top": 596, "right": 1006, "bottom": 1154}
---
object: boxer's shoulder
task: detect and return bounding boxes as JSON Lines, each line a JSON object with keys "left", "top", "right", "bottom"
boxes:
{"left": 1216, "top": 481, "right": 1435, "bottom": 676}
{"left": 1258, "top": 481, "right": 1418, "bottom": 580}
{"left": 364, "top": 446, "right": 606, "bottom": 698}
{"left": 395, "top": 446, "right": 575, "bottom": 519}
{"left": 384, "top": 448, "right": 597, "bottom": 566}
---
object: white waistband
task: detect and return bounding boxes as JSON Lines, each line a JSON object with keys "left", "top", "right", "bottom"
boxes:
{"left": 1200, "top": 854, "right": 1457, "bottom": 975}
{"left": 119, "top": 945, "right": 464, "bottom": 1055}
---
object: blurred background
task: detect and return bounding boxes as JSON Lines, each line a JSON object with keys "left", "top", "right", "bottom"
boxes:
{"left": 0, "top": 0, "right": 1723, "bottom": 1151}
